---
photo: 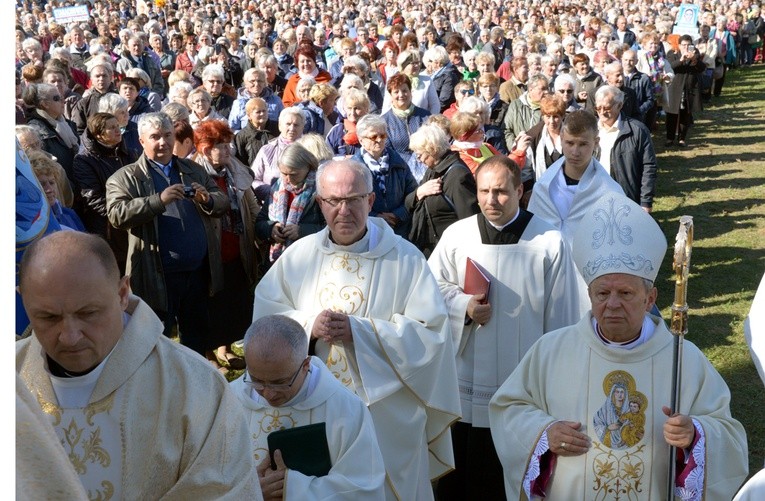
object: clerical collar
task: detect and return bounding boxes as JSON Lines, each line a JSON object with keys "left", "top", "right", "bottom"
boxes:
{"left": 477, "top": 210, "right": 532, "bottom": 245}
{"left": 591, "top": 315, "right": 656, "bottom": 350}
{"left": 486, "top": 208, "right": 520, "bottom": 231}
{"left": 328, "top": 220, "right": 381, "bottom": 252}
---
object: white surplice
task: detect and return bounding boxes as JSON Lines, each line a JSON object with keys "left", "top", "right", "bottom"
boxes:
{"left": 16, "top": 295, "right": 263, "bottom": 501}
{"left": 232, "top": 357, "right": 386, "bottom": 500}
{"left": 527, "top": 156, "right": 624, "bottom": 313}
{"left": 488, "top": 313, "right": 748, "bottom": 501}
{"left": 427, "top": 214, "right": 581, "bottom": 427}
{"left": 253, "top": 217, "right": 461, "bottom": 501}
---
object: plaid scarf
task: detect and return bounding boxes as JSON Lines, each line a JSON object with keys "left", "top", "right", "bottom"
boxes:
{"left": 645, "top": 52, "right": 664, "bottom": 95}
{"left": 268, "top": 170, "right": 316, "bottom": 262}
{"left": 362, "top": 149, "right": 390, "bottom": 196}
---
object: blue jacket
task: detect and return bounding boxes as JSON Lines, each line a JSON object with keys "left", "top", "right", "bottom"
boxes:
{"left": 352, "top": 147, "right": 417, "bottom": 238}
{"left": 228, "top": 86, "right": 284, "bottom": 132}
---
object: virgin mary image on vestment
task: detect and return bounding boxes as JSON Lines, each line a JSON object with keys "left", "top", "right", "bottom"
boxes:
{"left": 593, "top": 371, "right": 647, "bottom": 450}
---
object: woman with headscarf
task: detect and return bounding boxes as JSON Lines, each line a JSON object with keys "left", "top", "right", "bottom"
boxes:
{"left": 192, "top": 119, "right": 260, "bottom": 374}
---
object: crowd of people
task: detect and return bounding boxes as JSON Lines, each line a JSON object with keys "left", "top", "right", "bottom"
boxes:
{"left": 14, "top": 0, "right": 765, "bottom": 499}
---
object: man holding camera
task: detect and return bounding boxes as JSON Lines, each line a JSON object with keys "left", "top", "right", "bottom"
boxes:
{"left": 106, "top": 112, "right": 229, "bottom": 355}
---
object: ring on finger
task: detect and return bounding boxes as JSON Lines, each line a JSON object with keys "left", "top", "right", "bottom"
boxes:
{"left": 561, "top": 442, "right": 567, "bottom": 450}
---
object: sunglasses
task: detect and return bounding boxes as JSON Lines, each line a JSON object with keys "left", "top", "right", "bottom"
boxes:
{"left": 459, "top": 89, "right": 475, "bottom": 96}
{"left": 48, "top": 95, "right": 62, "bottom": 102}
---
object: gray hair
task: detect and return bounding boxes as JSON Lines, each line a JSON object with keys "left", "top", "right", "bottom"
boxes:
{"left": 22, "top": 83, "right": 59, "bottom": 108}
{"left": 201, "top": 63, "right": 225, "bottom": 81}
{"left": 527, "top": 73, "right": 550, "bottom": 90}
{"left": 243, "top": 68, "right": 266, "bottom": 81}
{"left": 15, "top": 125, "right": 43, "bottom": 151}
{"left": 278, "top": 106, "right": 306, "bottom": 132}
{"left": 280, "top": 142, "right": 319, "bottom": 172}
{"left": 554, "top": 72, "right": 576, "bottom": 91}
{"left": 161, "top": 102, "right": 190, "bottom": 123}
{"left": 98, "top": 93, "right": 129, "bottom": 113}
{"left": 343, "top": 55, "right": 369, "bottom": 74}
{"left": 409, "top": 124, "right": 450, "bottom": 159}
{"left": 22, "top": 38, "right": 42, "bottom": 51}
{"left": 595, "top": 85, "right": 625, "bottom": 105}
{"left": 137, "top": 112, "right": 172, "bottom": 136}
{"left": 243, "top": 315, "right": 308, "bottom": 366}
{"left": 316, "top": 158, "right": 373, "bottom": 196}
{"left": 424, "top": 45, "right": 449, "bottom": 66}
{"left": 604, "top": 61, "right": 623, "bottom": 77}
{"left": 355, "top": 113, "right": 387, "bottom": 139}
{"left": 463, "top": 49, "right": 478, "bottom": 62}
{"left": 89, "top": 62, "right": 114, "bottom": 77}
{"left": 338, "top": 74, "right": 363, "bottom": 94}
{"left": 460, "top": 96, "right": 490, "bottom": 123}
{"left": 126, "top": 67, "right": 151, "bottom": 88}
{"left": 343, "top": 88, "right": 370, "bottom": 109}
{"left": 188, "top": 87, "right": 212, "bottom": 104}
{"left": 168, "top": 81, "right": 193, "bottom": 100}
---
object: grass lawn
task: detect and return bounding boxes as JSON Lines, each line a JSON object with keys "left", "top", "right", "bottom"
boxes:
{"left": 651, "top": 63, "right": 765, "bottom": 477}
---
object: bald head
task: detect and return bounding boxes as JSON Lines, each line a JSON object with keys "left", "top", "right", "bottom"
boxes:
{"left": 20, "top": 231, "right": 121, "bottom": 289}
{"left": 244, "top": 315, "right": 308, "bottom": 366}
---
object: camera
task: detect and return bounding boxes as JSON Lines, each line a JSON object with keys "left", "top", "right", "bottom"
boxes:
{"left": 183, "top": 186, "right": 196, "bottom": 198}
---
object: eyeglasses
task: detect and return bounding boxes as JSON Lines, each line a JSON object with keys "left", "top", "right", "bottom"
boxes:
{"left": 558, "top": 89, "right": 574, "bottom": 94}
{"left": 48, "top": 95, "right": 62, "bottom": 102}
{"left": 362, "top": 133, "right": 387, "bottom": 142}
{"left": 243, "top": 357, "right": 308, "bottom": 392}
{"left": 595, "top": 104, "right": 616, "bottom": 112}
{"left": 459, "top": 89, "right": 475, "bottom": 95}
{"left": 320, "top": 192, "right": 372, "bottom": 208}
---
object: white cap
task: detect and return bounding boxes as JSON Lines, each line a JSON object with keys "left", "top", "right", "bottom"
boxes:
{"left": 573, "top": 192, "right": 667, "bottom": 285}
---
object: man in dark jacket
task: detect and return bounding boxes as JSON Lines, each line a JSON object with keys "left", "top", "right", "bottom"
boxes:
{"left": 621, "top": 50, "right": 654, "bottom": 126}
{"left": 594, "top": 85, "right": 657, "bottom": 212}
{"left": 586, "top": 61, "right": 640, "bottom": 121}
{"left": 71, "top": 63, "right": 116, "bottom": 135}
{"left": 106, "top": 112, "right": 229, "bottom": 356}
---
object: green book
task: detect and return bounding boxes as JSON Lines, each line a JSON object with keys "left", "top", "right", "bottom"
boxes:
{"left": 267, "top": 422, "right": 332, "bottom": 477}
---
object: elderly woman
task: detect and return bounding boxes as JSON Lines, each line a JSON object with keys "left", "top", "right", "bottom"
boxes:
{"left": 42, "top": 63, "right": 80, "bottom": 121}
{"left": 23, "top": 83, "right": 79, "bottom": 185}
{"left": 251, "top": 106, "right": 305, "bottom": 203}
{"left": 426, "top": 45, "right": 463, "bottom": 112}
{"left": 28, "top": 150, "right": 85, "bottom": 231}
{"left": 637, "top": 32, "right": 674, "bottom": 129}
{"left": 282, "top": 43, "right": 333, "bottom": 107}
{"left": 382, "top": 50, "right": 439, "bottom": 114}
{"left": 255, "top": 142, "right": 324, "bottom": 265}
{"left": 352, "top": 114, "right": 417, "bottom": 238}
{"left": 449, "top": 110, "right": 502, "bottom": 173}
{"left": 296, "top": 82, "right": 338, "bottom": 137}
{"left": 126, "top": 67, "right": 163, "bottom": 111}
{"left": 151, "top": 33, "right": 176, "bottom": 94}
{"left": 475, "top": 51, "right": 496, "bottom": 77}
{"left": 461, "top": 49, "right": 480, "bottom": 80}
{"left": 191, "top": 119, "right": 260, "bottom": 373}
{"left": 382, "top": 73, "right": 432, "bottom": 182}
{"left": 72, "top": 112, "right": 137, "bottom": 272}
{"left": 327, "top": 88, "right": 370, "bottom": 157}
{"left": 522, "top": 94, "right": 566, "bottom": 201}
{"left": 553, "top": 72, "right": 582, "bottom": 113}
{"left": 98, "top": 92, "right": 141, "bottom": 154}
{"left": 443, "top": 80, "right": 476, "bottom": 119}
{"left": 406, "top": 124, "right": 479, "bottom": 256}
{"left": 167, "top": 81, "right": 193, "bottom": 108}
{"left": 341, "top": 55, "right": 384, "bottom": 113}
{"left": 187, "top": 87, "right": 226, "bottom": 128}
{"left": 573, "top": 52, "right": 603, "bottom": 105}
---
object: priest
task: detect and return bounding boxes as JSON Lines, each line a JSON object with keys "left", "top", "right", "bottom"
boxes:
{"left": 16, "top": 231, "right": 262, "bottom": 500}
{"left": 427, "top": 155, "right": 581, "bottom": 499}
{"left": 253, "top": 158, "right": 462, "bottom": 500}
{"left": 232, "top": 315, "right": 386, "bottom": 500}
{"left": 527, "top": 110, "right": 624, "bottom": 313}
{"left": 489, "top": 192, "right": 748, "bottom": 500}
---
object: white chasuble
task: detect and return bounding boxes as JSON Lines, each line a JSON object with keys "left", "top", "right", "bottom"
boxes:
{"left": 254, "top": 217, "right": 462, "bottom": 500}
{"left": 232, "top": 357, "right": 386, "bottom": 500}
{"left": 17, "top": 295, "right": 262, "bottom": 501}
{"left": 428, "top": 214, "right": 580, "bottom": 427}
{"left": 488, "top": 314, "right": 748, "bottom": 501}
